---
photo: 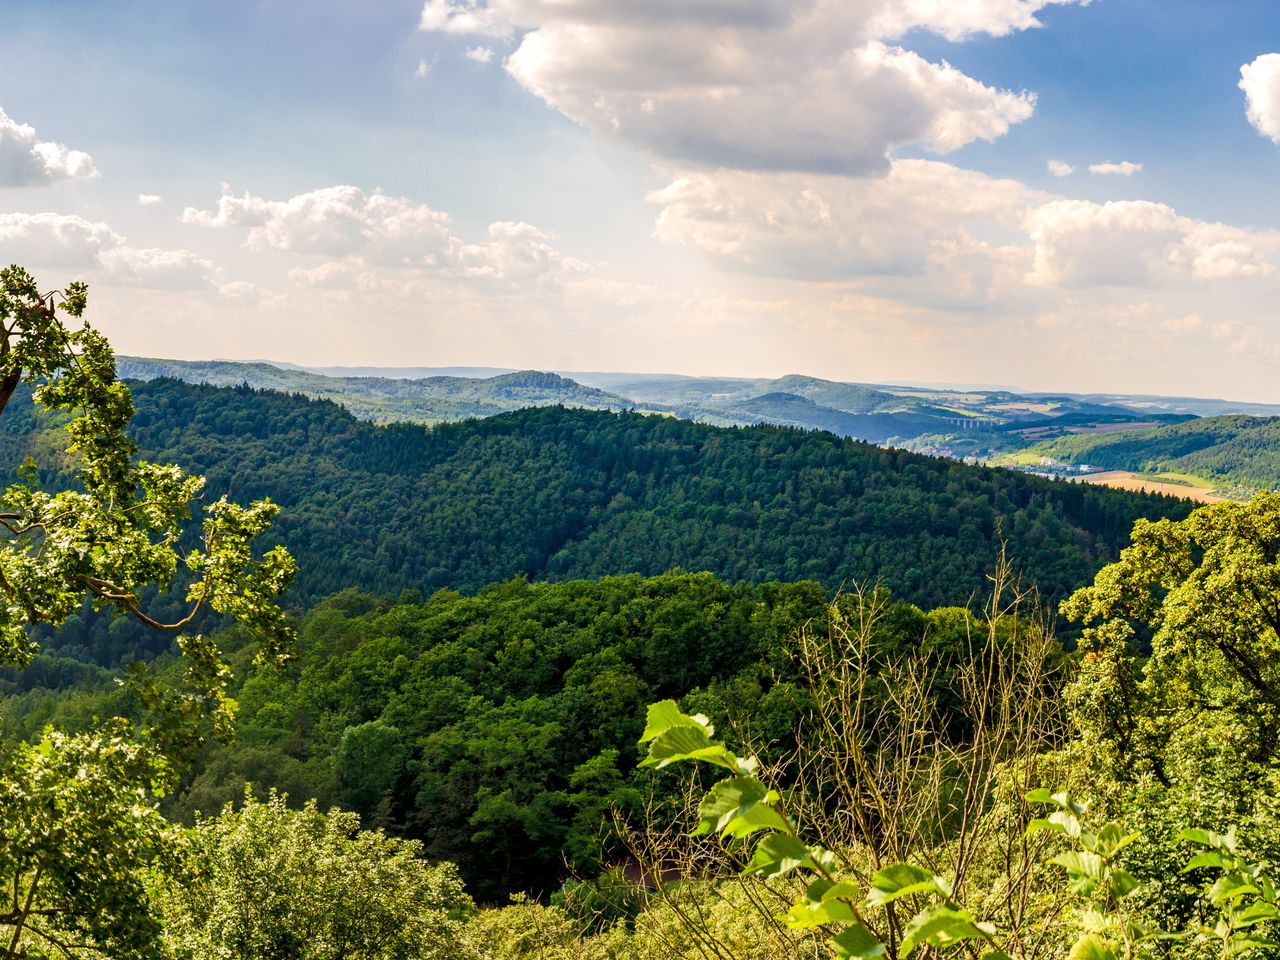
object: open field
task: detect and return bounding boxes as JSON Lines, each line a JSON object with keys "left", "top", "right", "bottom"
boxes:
{"left": 1077, "top": 470, "right": 1225, "bottom": 503}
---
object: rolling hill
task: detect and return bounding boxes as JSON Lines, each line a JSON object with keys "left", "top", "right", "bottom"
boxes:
{"left": 117, "top": 357, "right": 631, "bottom": 424}
{"left": 1025, "top": 414, "right": 1280, "bottom": 492}
{"left": 4, "top": 378, "right": 1192, "bottom": 629}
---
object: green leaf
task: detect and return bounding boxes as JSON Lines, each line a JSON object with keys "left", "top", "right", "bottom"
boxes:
{"left": 831, "top": 923, "right": 886, "bottom": 959}
{"left": 1184, "top": 851, "right": 1231, "bottom": 872}
{"left": 865, "top": 863, "right": 950, "bottom": 906}
{"left": 692, "top": 776, "right": 789, "bottom": 839}
{"left": 639, "top": 700, "right": 712, "bottom": 743}
{"left": 899, "top": 905, "right": 993, "bottom": 956}
{"left": 785, "top": 896, "right": 860, "bottom": 929}
{"left": 638, "top": 725, "right": 739, "bottom": 772}
{"left": 1067, "top": 933, "right": 1121, "bottom": 960}
{"left": 744, "top": 834, "right": 816, "bottom": 879}
{"left": 1095, "top": 822, "right": 1141, "bottom": 858}
{"left": 1208, "top": 872, "right": 1260, "bottom": 905}
{"left": 1051, "top": 850, "right": 1107, "bottom": 880}
{"left": 1109, "top": 868, "right": 1141, "bottom": 899}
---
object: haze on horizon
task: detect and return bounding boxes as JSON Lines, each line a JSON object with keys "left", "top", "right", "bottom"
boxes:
{"left": 4, "top": 1, "right": 1280, "bottom": 402}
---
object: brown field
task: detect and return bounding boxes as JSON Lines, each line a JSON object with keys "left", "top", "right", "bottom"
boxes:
{"left": 1078, "top": 471, "right": 1224, "bottom": 503}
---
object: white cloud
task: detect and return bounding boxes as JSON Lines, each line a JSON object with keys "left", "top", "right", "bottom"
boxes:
{"left": 1024, "top": 199, "right": 1279, "bottom": 286}
{"left": 649, "top": 160, "right": 1040, "bottom": 287}
{"left": 1240, "top": 53, "right": 1280, "bottom": 145}
{"left": 138, "top": 194, "right": 163, "bottom": 206}
{"left": 0, "top": 107, "right": 98, "bottom": 187}
{"left": 1088, "top": 160, "right": 1142, "bottom": 176}
{"left": 465, "top": 45, "right": 495, "bottom": 63}
{"left": 0, "top": 211, "right": 225, "bottom": 290}
{"left": 0, "top": 213, "right": 119, "bottom": 268}
{"left": 191, "top": 185, "right": 589, "bottom": 286}
{"left": 415, "top": 59, "right": 432, "bottom": 79}
{"left": 870, "top": 0, "right": 1091, "bottom": 41}
{"left": 643, "top": 160, "right": 1280, "bottom": 305}
{"left": 1047, "top": 159, "right": 1074, "bottom": 176}
{"left": 446, "top": 221, "right": 589, "bottom": 280}
{"left": 421, "top": 0, "right": 1073, "bottom": 174}
{"left": 97, "top": 246, "right": 220, "bottom": 289}
{"left": 182, "top": 185, "right": 454, "bottom": 262}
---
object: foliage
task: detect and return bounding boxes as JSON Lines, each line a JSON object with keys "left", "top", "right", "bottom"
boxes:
{"left": 638, "top": 699, "right": 1003, "bottom": 959}
{"left": 0, "top": 721, "right": 175, "bottom": 959}
{"left": 160, "top": 790, "right": 473, "bottom": 960}
{"left": 1062, "top": 493, "right": 1280, "bottom": 784}
{"left": 0, "top": 269, "right": 296, "bottom": 958}
{"left": 0, "top": 376, "right": 1191, "bottom": 656}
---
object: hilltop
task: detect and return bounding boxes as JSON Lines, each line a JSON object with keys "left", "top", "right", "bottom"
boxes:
{"left": 117, "top": 357, "right": 631, "bottom": 424}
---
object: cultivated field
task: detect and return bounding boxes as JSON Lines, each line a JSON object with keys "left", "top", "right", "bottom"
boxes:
{"left": 1078, "top": 470, "right": 1225, "bottom": 503}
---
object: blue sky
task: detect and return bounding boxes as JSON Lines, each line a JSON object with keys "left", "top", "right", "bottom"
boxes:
{"left": 3, "top": 0, "right": 1280, "bottom": 399}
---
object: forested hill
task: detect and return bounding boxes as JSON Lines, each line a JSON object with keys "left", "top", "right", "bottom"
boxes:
{"left": 5, "top": 378, "right": 1192, "bottom": 609}
{"left": 1030, "top": 414, "right": 1280, "bottom": 490}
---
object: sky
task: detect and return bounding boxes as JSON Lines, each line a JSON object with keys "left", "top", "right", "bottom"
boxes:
{"left": 3, "top": 1, "right": 1280, "bottom": 399}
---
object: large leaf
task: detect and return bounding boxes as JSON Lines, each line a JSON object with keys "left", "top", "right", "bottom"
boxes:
{"left": 831, "top": 923, "right": 886, "bottom": 959}
{"left": 639, "top": 699, "right": 713, "bottom": 742}
{"left": 639, "top": 725, "right": 739, "bottom": 772}
{"left": 899, "top": 905, "right": 993, "bottom": 956}
{"left": 744, "top": 834, "right": 816, "bottom": 879}
{"left": 865, "top": 863, "right": 950, "bottom": 906}
{"left": 1067, "top": 934, "right": 1121, "bottom": 960}
{"left": 693, "top": 776, "right": 788, "bottom": 838}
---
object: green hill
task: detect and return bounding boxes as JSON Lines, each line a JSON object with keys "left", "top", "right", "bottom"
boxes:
{"left": 1029, "top": 414, "right": 1280, "bottom": 491}
{"left": 4, "top": 378, "right": 1191, "bottom": 630}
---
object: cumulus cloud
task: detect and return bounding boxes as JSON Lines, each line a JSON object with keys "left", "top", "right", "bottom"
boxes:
{"left": 137, "top": 194, "right": 163, "bottom": 206}
{"left": 0, "top": 211, "right": 224, "bottom": 290}
{"left": 1024, "top": 199, "right": 1278, "bottom": 286}
{"left": 415, "top": 59, "right": 432, "bottom": 79}
{"left": 190, "top": 184, "right": 589, "bottom": 285}
{"left": 1047, "top": 160, "right": 1074, "bottom": 176}
{"left": 0, "top": 107, "right": 98, "bottom": 187}
{"left": 1241, "top": 53, "right": 1280, "bottom": 144}
{"left": 643, "top": 160, "right": 1280, "bottom": 306}
{"left": 465, "top": 45, "right": 495, "bottom": 62}
{"left": 96, "top": 246, "right": 220, "bottom": 289}
{"left": 420, "top": 0, "right": 1079, "bottom": 174}
{"left": 1088, "top": 160, "right": 1142, "bottom": 176}
{"left": 446, "top": 221, "right": 589, "bottom": 280}
{"left": 182, "top": 185, "right": 453, "bottom": 262}
{"left": 0, "top": 213, "right": 119, "bottom": 270}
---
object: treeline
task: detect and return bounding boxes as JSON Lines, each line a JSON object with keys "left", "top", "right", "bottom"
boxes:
{"left": 1, "top": 379, "right": 1191, "bottom": 666}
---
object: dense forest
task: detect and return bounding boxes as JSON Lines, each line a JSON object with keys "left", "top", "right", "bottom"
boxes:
{"left": 1030, "top": 413, "right": 1280, "bottom": 489}
{"left": 1, "top": 378, "right": 1190, "bottom": 651}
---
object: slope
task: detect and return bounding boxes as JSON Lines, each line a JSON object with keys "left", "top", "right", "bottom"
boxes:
{"left": 2, "top": 379, "right": 1192, "bottom": 620}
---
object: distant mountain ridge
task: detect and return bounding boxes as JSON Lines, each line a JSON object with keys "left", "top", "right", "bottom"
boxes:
{"left": 118, "top": 357, "right": 631, "bottom": 424}
{"left": 119, "top": 357, "right": 1280, "bottom": 459}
